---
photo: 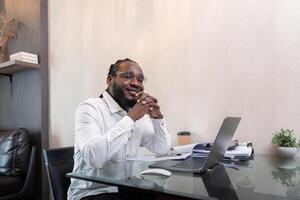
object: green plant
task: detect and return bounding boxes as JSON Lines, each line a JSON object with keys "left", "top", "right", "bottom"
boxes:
{"left": 271, "top": 129, "right": 300, "bottom": 147}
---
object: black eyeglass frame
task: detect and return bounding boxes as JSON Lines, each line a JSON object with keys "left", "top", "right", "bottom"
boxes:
{"left": 112, "top": 71, "right": 147, "bottom": 84}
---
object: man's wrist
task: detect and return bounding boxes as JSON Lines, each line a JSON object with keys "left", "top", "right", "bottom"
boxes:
{"left": 128, "top": 114, "right": 137, "bottom": 121}
{"left": 151, "top": 114, "right": 163, "bottom": 119}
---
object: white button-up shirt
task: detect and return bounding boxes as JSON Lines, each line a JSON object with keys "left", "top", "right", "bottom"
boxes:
{"left": 68, "top": 91, "right": 171, "bottom": 200}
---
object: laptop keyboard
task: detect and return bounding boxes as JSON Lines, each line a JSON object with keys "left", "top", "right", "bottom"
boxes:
{"left": 171, "top": 157, "right": 207, "bottom": 169}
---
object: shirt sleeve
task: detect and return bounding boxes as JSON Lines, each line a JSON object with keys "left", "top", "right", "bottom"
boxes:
{"left": 140, "top": 118, "right": 171, "bottom": 155}
{"left": 75, "top": 102, "right": 134, "bottom": 168}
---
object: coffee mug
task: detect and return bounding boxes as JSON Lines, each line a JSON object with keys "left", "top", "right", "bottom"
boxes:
{"left": 177, "top": 131, "right": 191, "bottom": 145}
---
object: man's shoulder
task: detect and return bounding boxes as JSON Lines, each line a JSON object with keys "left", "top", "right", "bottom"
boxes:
{"left": 81, "top": 98, "right": 102, "bottom": 104}
{"left": 77, "top": 98, "right": 106, "bottom": 110}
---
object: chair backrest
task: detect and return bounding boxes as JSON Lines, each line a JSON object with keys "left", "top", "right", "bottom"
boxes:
{"left": 0, "top": 128, "right": 31, "bottom": 176}
{"left": 43, "top": 147, "right": 74, "bottom": 200}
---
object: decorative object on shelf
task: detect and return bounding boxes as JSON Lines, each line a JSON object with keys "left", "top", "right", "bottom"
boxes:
{"left": 0, "top": 11, "right": 19, "bottom": 63}
{"left": 10, "top": 51, "right": 38, "bottom": 64}
{"left": 271, "top": 129, "right": 300, "bottom": 158}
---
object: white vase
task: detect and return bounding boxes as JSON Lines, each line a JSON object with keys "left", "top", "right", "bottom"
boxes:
{"left": 277, "top": 147, "right": 297, "bottom": 158}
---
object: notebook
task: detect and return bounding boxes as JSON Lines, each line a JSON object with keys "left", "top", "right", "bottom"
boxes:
{"left": 149, "top": 117, "right": 241, "bottom": 173}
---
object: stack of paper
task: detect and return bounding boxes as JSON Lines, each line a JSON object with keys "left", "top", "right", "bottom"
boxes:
{"left": 192, "top": 145, "right": 252, "bottom": 157}
{"left": 224, "top": 146, "right": 253, "bottom": 158}
{"left": 10, "top": 52, "right": 39, "bottom": 64}
{"left": 173, "top": 142, "right": 253, "bottom": 161}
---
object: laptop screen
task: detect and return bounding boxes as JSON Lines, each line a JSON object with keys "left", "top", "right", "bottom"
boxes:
{"left": 203, "top": 117, "right": 241, "bottom": 170}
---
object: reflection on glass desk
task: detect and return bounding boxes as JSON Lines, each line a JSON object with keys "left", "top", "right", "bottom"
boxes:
{"left": 67, "top": 155, "right": 300, "bottom": 200}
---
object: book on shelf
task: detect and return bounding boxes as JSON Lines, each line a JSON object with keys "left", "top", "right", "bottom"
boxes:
{"left": 9, "top": 51, "right": 39, "bottom": 64}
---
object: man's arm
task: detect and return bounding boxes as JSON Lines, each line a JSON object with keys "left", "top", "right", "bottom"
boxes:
{"left": 135, "top": 92, "right": 171, "bottom": 155}
{"left": 75, "top": 102, "right": 134, "bottom": 168}
{"left": 140, "top": 117, "right": 171, "bottom": 155}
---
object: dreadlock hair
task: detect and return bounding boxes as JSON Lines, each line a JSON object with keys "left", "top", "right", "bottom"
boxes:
{"left": 108, "top": 58, "right": 137, "bottom": 76}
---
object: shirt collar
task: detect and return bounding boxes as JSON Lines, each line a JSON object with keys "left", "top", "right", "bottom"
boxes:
{"left": 102, "top": 90, "right": 126, "bottom": 113}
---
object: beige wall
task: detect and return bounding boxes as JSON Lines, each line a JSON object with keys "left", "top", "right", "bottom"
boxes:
{"left": 49, "top": 0, "right": 300, "bottom": 155}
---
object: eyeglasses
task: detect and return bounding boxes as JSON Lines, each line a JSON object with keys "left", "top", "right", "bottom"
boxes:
{"left": 114, "top": 71, "right": 147, "bottom": 84}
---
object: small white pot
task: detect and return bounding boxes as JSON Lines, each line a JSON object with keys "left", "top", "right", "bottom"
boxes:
{"left": 277, "top": 147, "right": 297, "bottom": 158}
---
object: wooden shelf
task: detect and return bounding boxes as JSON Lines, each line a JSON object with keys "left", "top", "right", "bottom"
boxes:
{"left": 0, "top": 60, "right": 40, "bottom": 75}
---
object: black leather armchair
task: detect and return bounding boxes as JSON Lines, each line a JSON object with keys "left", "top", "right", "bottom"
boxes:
{"left": 0, "top": 129, "right": 37, "bottom": 200}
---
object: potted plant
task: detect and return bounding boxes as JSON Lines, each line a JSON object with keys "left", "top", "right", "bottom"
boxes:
{"left": 271, "top": 129, "right": 300, "bottom": 158}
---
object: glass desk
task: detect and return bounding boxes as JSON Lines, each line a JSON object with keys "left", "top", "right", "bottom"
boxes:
{"left": 67, "top": 155, "right": 300, "bottom": 200}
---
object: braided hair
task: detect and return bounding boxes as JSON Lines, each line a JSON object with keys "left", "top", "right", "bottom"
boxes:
{"left": 108, "top": 58, "right": 137, "bottom": 76}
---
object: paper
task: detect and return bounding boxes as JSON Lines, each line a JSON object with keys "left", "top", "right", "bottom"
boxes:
{"left": 224, "top": 146, "right": 252, "bottom": 157}
{"left": 194, "top": 146, "right": 252, "bottom": 157}
{"left": 128, "top": 152, "right": 192, "bottom": 162}
{"left": 172, "top": 143, "right": 198, "bottom": 153}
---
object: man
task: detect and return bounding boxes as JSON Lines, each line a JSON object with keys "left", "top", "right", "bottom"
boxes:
{"left": 68, "top": 58, "right": 171, "bottom": 200}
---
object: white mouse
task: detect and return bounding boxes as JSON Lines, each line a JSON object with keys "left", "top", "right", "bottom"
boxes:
{"left": 140, "top": 168, "right": 172, "bottom": 177}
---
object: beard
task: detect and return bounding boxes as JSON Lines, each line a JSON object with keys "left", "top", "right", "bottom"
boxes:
{"left": 111, "top": 82, "right": 136, "bottom": 109}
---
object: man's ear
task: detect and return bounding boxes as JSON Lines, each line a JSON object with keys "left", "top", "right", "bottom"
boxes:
{"left": 107, "top": 75, "right": 113, "bottom": 86}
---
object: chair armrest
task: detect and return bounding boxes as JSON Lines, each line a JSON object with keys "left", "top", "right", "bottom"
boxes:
{"left": 0, "top": 145, "right": 37, "bottom": 200}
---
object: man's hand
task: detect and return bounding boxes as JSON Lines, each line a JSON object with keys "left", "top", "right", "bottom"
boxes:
{"left": 128, "top": 92, "right": 163, "bottom": 121}
{"left": 128, "top": 100, "right": 148, "bottom": 121}
{"left": 147, "top": 101, "right": 163, "bottom": 119}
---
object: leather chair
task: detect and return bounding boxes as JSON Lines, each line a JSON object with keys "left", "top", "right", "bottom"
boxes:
{"left": 0, "top": 128, "right": 37, "bottom": 200}
{"left": 43, "top": 147, "right": 74, "bottom": 200}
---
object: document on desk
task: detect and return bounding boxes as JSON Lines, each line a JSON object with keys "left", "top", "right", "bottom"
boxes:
{"left": 128, "top": 152, "right": 192, "bottom": 162}
{"left": 193, "top": 146, "right": 252, "bottom": 158}
{"left": 224, "top": 146, "right": 252, "bottom": 157}
{"left": 172, "top": 143, "right": 253, "bottom": 158}
{"left": 173, "top": 143, "right": 198, "bottom": 153}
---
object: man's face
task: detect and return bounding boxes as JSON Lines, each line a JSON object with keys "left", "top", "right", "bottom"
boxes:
{"left": 108, "top": 61, "right": 145, "bottom": 107}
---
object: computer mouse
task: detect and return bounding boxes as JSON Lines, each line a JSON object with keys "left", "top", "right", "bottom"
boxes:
{"left": 140, "top": 168, "right": 172, "bottom": 177}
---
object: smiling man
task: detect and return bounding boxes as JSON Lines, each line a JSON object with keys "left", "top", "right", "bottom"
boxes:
{"left": 68, "top": 58, "right": 171, "bottom": 200}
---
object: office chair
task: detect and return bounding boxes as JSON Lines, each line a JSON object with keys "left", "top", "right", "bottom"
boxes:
{"left": 43, "top": 147, "right": 74, "bottom": 200}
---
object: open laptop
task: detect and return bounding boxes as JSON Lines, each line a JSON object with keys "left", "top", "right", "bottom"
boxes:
{"left": 149, "top": 117, "right": 241, "bottom": 173}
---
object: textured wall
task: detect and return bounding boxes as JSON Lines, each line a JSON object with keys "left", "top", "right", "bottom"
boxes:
{"left": 49, "top": 0, "right": 300, "bottom": 155}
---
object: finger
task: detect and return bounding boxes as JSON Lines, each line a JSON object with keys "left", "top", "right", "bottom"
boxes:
{"left": 141, "top": 93, "right": 157, "bottom": 103}
{"left": 147, "top": 102, "right": 160, "bottom": 110}
{"left": 137, "top": 93, "right": 151, "bottom": 103}
{"left": 141, "top": 95, "right": 158, "bottom": 104}
{"left": 141, "top": 97, "right": 155, "bottom": 104}
{"left": 135, "top": 92, "right": 144, "bottom": 102}
{"left": 147, "top": 96, "right": 158, "bottom": 103}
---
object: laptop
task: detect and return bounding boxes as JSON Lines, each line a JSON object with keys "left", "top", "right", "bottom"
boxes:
{"left": 149, "top": 117, "right": 241, "bottom": 173}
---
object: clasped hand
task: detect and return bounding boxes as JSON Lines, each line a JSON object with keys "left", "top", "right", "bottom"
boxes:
{"left": 128, "top": 92, "right": 163, "bottom": 121}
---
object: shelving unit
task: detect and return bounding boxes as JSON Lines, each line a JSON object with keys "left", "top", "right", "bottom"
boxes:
{"left": 0, "top": 60, "right": 40, "bottom": 75}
